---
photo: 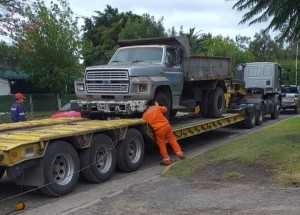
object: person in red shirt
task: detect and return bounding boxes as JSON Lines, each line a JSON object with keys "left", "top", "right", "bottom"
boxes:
{"left": 142, "top": 100, "right": 185, "bottom": 165}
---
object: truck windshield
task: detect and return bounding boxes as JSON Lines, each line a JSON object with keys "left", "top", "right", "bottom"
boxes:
{"left": 282, "top": 86, "right": 298, "bottom": 93}
{"left": 109, "top": 47, "right": 163, "bottom": 64}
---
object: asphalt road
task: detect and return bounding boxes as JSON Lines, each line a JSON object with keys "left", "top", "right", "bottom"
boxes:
{"left": 0, "top": 112, "right": 294, "bottom": 215}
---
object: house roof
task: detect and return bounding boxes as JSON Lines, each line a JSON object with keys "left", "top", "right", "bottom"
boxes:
{"left": 0, "top": 70, "right": 28, "bottom": 80}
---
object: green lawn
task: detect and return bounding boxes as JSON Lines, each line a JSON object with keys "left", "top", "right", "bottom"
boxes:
{"left": 167, "top": 115, "right": 300, "bottom": 186}
{"left": 0, "top": 111, "right": 55, "bottom": 123}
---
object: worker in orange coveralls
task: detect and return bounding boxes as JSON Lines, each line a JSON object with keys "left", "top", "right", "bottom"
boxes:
{"left": 142, "top": 100, "right": 186, "bottom": 166}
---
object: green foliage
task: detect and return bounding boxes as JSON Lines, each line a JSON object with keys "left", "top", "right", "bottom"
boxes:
{"left": 15, "top": 0, "right": 83, "bottom": 97}
{"left": 229, "top": 0, "right": 300, "bottom": 42}
{"left": 81, "top": 5, "right": 166, "bottom": 66}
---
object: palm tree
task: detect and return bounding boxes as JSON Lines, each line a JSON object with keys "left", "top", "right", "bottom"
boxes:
{"left": 229, "top": 0, "right": 300, "bottom": 42}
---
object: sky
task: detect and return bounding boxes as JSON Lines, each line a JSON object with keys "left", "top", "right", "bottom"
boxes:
{"left": 67, "top": 0, "right": 277, "bottom": 40}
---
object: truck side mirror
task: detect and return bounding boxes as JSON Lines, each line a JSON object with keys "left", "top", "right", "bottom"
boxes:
{"left": 176, "top": 48, "right": 183, "bottom": 65}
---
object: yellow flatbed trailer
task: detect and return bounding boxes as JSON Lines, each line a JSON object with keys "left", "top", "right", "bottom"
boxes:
{"left": 0, "top": 113, "right": 245, "bottom": 197}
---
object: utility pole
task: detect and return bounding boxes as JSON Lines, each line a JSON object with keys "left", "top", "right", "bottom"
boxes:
{"left": 296, "top": 41, "right": 298, "bottom": 85}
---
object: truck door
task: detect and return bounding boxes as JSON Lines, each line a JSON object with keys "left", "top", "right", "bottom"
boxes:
{"left": 163, "top": 47, "right": 183, "bottom": 98}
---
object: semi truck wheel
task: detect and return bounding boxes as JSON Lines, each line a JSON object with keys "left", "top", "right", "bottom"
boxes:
{"left": 153, "top": 91, "right": 171, "bottom": 119}
{"left": 255, "top": 104, "right": 264, "bottom": 126}
{"left": 271, "top": 104, "right": 280, "bottom": 119}
{"left": 244, "top": 106, "right": 256, "bottom": 129}
{"left": 40, "top": 141, "right": 80, "bottom": 197}
{"left": 116, "top": 128, "right": 145, "bottom": 172}
{"left": 294, "top": 104, "right": 300, "bottom": 114}
{"left": 0, "top": 167, "right": 5, "bottom": 180}
{"left": 80, "top": 134, "right": 116, "bottom": 183}
{"left": 208, "top": 87, "right": 225, "bottom": 118}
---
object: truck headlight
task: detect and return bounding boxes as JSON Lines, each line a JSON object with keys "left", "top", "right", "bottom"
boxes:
{"left": 294, "top": 95, "right": 298, "bottom": 102}
{"left": 76, "top": 84, "right": 84, "bottom": 91}
{"left": 138, "top": 84, "right": 149, "bottom": 93}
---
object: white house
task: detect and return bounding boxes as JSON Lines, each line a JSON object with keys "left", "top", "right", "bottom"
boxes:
{"left": 0, "top": 78, "right": 11, "bottom": 95}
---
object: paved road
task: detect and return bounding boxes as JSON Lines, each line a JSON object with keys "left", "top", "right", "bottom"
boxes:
{"left": 0, "top": 113, "right": 294, "bottom": 215}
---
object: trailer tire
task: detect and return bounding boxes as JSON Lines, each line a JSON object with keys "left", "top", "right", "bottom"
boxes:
{"left": 200, "top": 90, "right": 212, "bottom": 118}
{"left": 80, "top": 134, "right": 116, "bottom": 183}
{"left": 208, "top": 87, "right": 225, "bottom": 118}
{"left": 255, "top": 104, "right": 264, "bottom": 126}
{"left": 271, "top": 104, "right": 280, "bottom": 119}
{"left": 116, "top": 128, "right": 145, "bottom": 172}
{"left": 153, "top": 91, "right": 171, "bottom": 119}
{"left": 40, "top": 141, "right": 80, "bottom": 197}
{"left": 244, "top": 106, "right": 256, "bottom": 129}
{"left": 0, "top": 167, "right": 5, "bottom": 180}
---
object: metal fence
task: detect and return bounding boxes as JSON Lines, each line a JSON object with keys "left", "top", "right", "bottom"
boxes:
{"left": 0, "top": 94, "right": 76, "bottom": 121}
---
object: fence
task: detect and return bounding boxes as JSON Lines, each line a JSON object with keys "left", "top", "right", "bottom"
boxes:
{"left": 0, "top": 94, "right": 76, "bottom": 122}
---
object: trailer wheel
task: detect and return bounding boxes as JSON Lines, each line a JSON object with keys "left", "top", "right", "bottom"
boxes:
{"left": 271, "top": 104, "right": 280, "bottom": 119}
{"left": 255, "top": 104, "right": 264, "bottom": 126}
{"left": 208, "top": 87, "right": 225, "bottom": 118}
{"left": 153, "top": 91, "right": 171, "bottom": 119}
{"left": 244, "top": 106, "right": 256, "bottom": 129}
{"left": 80, "top": 134, "right": 116, "bottom": 183}
{"left": 0, "top": 167, "right": 5, "bottom": 180}
{"left": 200, "top": 90, "right": 212, "bottom": 118}
{"left": 116, "top": 128, "right": 145, "bottom": 172}
{"left": 40, "top": 141, "right": 80, "bottom": 197}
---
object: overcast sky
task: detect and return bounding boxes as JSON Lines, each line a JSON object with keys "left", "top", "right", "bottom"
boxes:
{"left": 67, "top": 0, "right": 276, "bottom": 40}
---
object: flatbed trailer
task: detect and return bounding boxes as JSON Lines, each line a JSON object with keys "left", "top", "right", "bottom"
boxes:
{"left": 0, "top": 113, "right": 245, "bottom": 197}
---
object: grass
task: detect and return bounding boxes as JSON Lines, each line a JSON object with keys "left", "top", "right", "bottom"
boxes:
{"left": 167, "top": 115, "right": 300, "bottom": 186}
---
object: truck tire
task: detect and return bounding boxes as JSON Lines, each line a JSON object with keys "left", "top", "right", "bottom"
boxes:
{"left": 80, "top": 134, "right": 116, "bottom": 183}
{"left": 208, "top": 87, "right": 225, "bottom": 118}
{"left": 255, "top": 104, "right": 264, "bottom": 126}
{"left": 200, "top": 90, "right": 212, "bottom": 118}
{"left": 40, "top": 141, "right": 80, "bottom": 197}
{"left": 153, "top": 91, "right": 171, "bottom": 119}
{"left": 0, "top": 167, "right": 5, "bottom": 180}
{"left": 294, "top": 104, "right": 300, "bottom": 114}
{"left": 116, "top": 128, "right": 145, "bottom": 172}
{"left": 244, "top": 106, "right": 256, "bottom": 129}
{"left": 271, "top": 104, "right": 280, "bottom": 119}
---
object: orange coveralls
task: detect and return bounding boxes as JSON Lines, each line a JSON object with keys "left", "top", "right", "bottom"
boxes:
{"left": 142, "top": 104, "right": 184, "bottom": 165}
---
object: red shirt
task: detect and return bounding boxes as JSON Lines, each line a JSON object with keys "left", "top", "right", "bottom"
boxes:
{"left": 142, "top": 105, "right": 169, "bottom": 131}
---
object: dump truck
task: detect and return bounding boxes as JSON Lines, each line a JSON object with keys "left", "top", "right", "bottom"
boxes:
{"left": 71, "top": 36, "right": 232, "bottom": 119}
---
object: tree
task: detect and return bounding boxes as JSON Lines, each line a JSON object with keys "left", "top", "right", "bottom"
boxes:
{"left": 229, "top": 0, "right": 300, "bottom": 42}
{"left": 81, "top": 5, "right": 166, "bottom": 66}
{"left": 248, "top": 30, "right": 278, "bottom": 61}
{"left": 15, "top": 0, "right": 82, "bottom": 98}
{"left": 0, "top": 0, "right": 26, "bottom": 38}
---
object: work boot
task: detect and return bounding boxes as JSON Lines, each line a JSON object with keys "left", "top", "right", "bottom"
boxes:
{"left": 159, "top": 161, "right": 171, "bottom": 166}
{"left": 160, "top": 157, "right": 171, "bottom": 166}
{"left": 180, "top": 155, "right": 186, "bottom": 160}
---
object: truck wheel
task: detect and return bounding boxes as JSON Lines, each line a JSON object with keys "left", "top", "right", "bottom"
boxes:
{"left": 0, "top": 167, "right": 5, "bottom": 180}
{"left": 294, "top": 104, "right": 300, "bottom": 114}
{"left": 271, "top": 104, "right": 280, "bottom": 119}
{"left": 244, "top": 106, "right": 256, "bottom": 129}
{"left": 80, "top": 134, "right": 116, "bottom": 183}
{"left": 40, "top": 141, "right": 80, "bottom": 197}
{"left": 208, "top": 87, "right": 225, "bottom": 118}
{"left": 200, "top": 90, "right": 212, "bottom": 118}
{"left": 116, "top": 128, "right": 145, "bottom": 172}
{"left": 255, "top": 104, "right": 264, "bottom": 126}
{"left": 153, "top": 91, "right": 171, "bottom": 119}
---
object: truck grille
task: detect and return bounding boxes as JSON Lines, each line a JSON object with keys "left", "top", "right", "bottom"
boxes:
{"left": 86, "top": 70, "right": 128, "bottom": 80}
{"left": 85, "top": 70, "right": 129, "bottom": 93}
{"left": 86, "top": 83, "right": 129, "bottom": 93}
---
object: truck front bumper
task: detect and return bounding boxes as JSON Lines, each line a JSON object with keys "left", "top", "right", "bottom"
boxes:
{"left": 71, "top": 100, "right": 148, "bottom": 115}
